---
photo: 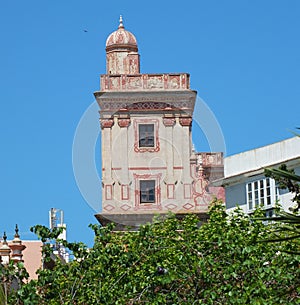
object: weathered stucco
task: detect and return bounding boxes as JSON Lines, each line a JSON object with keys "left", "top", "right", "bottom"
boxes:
{"left": 94, "top": 18, "right": 224, "bottom": 228}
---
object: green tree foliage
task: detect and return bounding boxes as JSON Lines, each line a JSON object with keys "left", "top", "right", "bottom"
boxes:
{"left": 265, "top": 164, "right": 300, "bottom": 212}
{"left": 0, "top": 283, "right": 5, "bottom": 305}
{"left": 10, "top": 201, "right": 300, "bottom": 304}
{"left": 262, "top": 162, "right": 300, "bottom": 254}
{"left": 0, "top": 261, "right": 29, "bottom": 305}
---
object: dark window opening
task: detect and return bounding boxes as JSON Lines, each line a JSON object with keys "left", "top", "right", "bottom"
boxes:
{"left": 139, "top": 124, "right": 154, "bottom": 147}
{"left": 140, "top": 180, "right": 155, "bottom": 203}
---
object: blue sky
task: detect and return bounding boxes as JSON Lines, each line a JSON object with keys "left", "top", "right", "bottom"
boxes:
{"left": 1, "top": 1, "right": 299, "bottom": 246}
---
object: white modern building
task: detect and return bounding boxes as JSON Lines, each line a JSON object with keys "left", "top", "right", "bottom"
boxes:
{"left": 214, "top": 137, "right": 300, "bottom": 215}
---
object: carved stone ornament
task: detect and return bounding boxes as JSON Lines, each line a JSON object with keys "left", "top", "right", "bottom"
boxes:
{"left": 118, "top": 118, "right": 131, "bottom": 128}
{"left": 179, "top": 117, "right": 192, "bottom": 127}
{"left": 100, "top": 119, "right": 114, "bottom": 129}
{"left": 163, "top": 117, "right": 176, "bottom": 127}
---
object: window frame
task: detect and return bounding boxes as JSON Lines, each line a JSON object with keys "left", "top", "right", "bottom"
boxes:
{"left": 133, "top": 173, "right": 162, "bottom": 210}
{"left": 138, "top": 124, "right": 155, "bottom": 148}
{"left": 139, "top": 180, "right": 156, "bottom": 204}
{"left": 246, "top": 177, "right": 278, "bottom": 212}
{"left": 134, "top": 119, "right": 160, "bottom": 153}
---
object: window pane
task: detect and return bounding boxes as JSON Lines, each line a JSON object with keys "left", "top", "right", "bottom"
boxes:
{"left": 139, "top": 124, "right": 155, "bottom": 147}
{"left": 247, "top": 183, "right": 253, "bottom": 210}
{"left": 248, "top": 193, "right": 253, "bottom": 210}
{"left": 255, "top": 190, "right": 259, "bottom": 206}
{"left": 260, "top": 180, "right": 265, "bottom": 206}
{"left": 140, "top": 180, "right": 155, "bottom": 203}
{"left": 260, "top": 180, "right": 264, "bottom": 188}
{"left": 260, "top": 190, "right": 265, "bottom": 205}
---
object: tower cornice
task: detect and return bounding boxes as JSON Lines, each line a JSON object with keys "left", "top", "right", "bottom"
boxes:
{"left": 94, "top": 90, "right": 197, "bottom": 116}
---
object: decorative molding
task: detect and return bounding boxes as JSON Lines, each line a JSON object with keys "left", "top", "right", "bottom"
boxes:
{"left": 179, "top": 117, "right": 192, "bottom": 127}
{"left": 173, "top": 166, "right": 183, "bottom": 170}
{"left": 120, "top": 204, "right": 131, "bottom": 211}
{"left": 165, "top": 203, "right": 177, "bottom": 210}
{"left": 118, "top": 118, "right": 131, "bottom": 127}
{"left": 133, "top": 173, "right": 162, "bottom": 210}
{"left": 163, "top": 117, "right": 176, "bottom": 127}
{"left": 100, "top": 118, "right": 114, "bottom": 129}
{"left": 183, "top": 202, "right": 194, "bottom": 210}
{"left": 167, "top": 184, "right": 175, "bottom": 199}
{"left": 184, "top": 183, "right": 192, "bottom": 199}
{"left": 133, "top": 118, "right": 160, "bottom": 153}
{"left": 100, "top": 101, "right": 193, "bottom": 112}
{"left": 100, "top": 73, "right": 190, "bottom": 91}
{"left": 128, "top": 102, "right": 173, "bottom": 110}
{"left": 121, "top": 184, "right": 129, "bottom": 200}
{"left": 103, "top": 204, "right": 115, "bottom": 211}
{"left": 196, "top": 152, "right": 223, "bottom": 167}
{"left": 129, "top": 167, "right": 167, "bottom": 171}
{"left": 95, "top": 87, "right": 196, "bottom": 114}
{"left": 105, "top": 185, "right": 113, "bottom": 200}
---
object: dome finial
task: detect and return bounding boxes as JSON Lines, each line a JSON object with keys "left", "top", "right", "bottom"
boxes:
{"left": 119, "top": 15, "right": 124, "bottom": 29}
{"left": 3, "top": 232, "right": 7, "bottom": 244}
{"left": 14, "top": 224, "right": 20, "bottom": 238}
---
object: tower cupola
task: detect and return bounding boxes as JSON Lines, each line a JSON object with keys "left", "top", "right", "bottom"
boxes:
{"left": 10, "top": 225, "right": 26, "bottom": 263}
{"left": 0, "top": 232, "right": 11, "bottom": 265}
{"left": 105, "top": 16, "right": 140, "bottom": 75}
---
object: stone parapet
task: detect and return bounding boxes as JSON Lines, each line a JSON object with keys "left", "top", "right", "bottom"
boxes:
{"left": 196, "top": 152, "right": 224, "bottom": 167}
{"left": 100, "top": 73, "right": 190, "bottom": 91}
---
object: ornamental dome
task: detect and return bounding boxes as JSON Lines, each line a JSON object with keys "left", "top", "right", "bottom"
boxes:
{"left": 105, "top": 16, "right": 138, "bottom": 53}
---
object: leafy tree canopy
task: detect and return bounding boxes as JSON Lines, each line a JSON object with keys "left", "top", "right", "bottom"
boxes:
{"left": 6, "top": 200, "right": 299, "bottom": 305}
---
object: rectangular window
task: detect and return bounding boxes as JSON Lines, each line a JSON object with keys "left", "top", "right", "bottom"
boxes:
{"left": 246, "top": 177, "right": 277, "bottom": 212}
{"left": 140, "top": 180, "right": 155, "bottom": 203}
{"left": 266, "top": 178, "right": 271, "bottom": 205}
{"left": 139, "top": 124, "right": 154, "bottom": 147}
{"left": 254, "top": 181, "right": 259, "bottom": 207}
{"left": 247, "top": 183, "right": 253, "bottom": 210}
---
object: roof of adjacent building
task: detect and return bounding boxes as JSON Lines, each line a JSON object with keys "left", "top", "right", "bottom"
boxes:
{"left": 214, "top": 136, "right": 300, "bottom": 186}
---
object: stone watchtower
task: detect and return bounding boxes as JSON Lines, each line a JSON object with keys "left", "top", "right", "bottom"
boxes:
{"left": 94, "top": 17, "right": 224, "bottom": 229}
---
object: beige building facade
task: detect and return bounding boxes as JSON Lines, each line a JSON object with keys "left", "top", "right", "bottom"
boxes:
{"left": 94, "top": 18, "right": 224, "bottom": 228}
